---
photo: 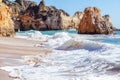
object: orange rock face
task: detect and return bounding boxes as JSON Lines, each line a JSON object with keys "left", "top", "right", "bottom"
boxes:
{"left": 18, "top": 14, "right": 46, "bottom": 30}
{"left": 0, "top": 3, "right": 15, "bottom": 37}
{"left": 18, "top": 15, "right": 33, "bottom": 30}
{"left": 78, "top": 7, "right": 113, "bottom": 34}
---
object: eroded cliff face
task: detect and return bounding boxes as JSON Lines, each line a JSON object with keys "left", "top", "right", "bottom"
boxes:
{"left": 3, "top": 1, "right": 114, "bottom": 32}
{"left": 78, "top": 7, "right": 113, "bottom": 34}
{"left": 1, "top": 0, "right": 85, "bottom": 31}
{"left": 3, "top": 0, "right": 37, "bottom": 31}
{"left": 3, "top": 0, "right": 36, "bottom": 15}
{"left": 16, "top": 0, "right": 75, "bottom": 31}
{"left": 72, "top": 12, "right": 83, "bottom": 29}
{"left": 60, "top": 10, "right": 72, "bottom": 29}
{"left": 0, "top": 3, "right": 15, "bottom": 37}
{"left": 17, "top": 0, "right": 84, "bottom": 31}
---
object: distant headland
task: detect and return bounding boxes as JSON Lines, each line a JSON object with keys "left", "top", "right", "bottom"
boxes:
{"left": 0, "top": 0, "right": 117, "bottom": 36}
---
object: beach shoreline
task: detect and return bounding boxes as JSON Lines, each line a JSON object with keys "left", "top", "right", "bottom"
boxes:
{"left": 0, "top": 37, "right": 51, "bottom": 80}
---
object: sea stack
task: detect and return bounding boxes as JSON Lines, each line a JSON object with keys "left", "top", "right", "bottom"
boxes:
{"left": 78, "top": 7, "right": 114, "bottom": 34}
{"left": 0, "top": 2, "right": 15, "bottom": 37}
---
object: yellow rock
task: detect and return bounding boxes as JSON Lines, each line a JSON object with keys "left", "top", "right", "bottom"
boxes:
{"left": 0, "top": 3, "right": 15, "bottom": 37}
{"left": 60, "top": 12, "right": 72, "bottom": 29}
{"left": 0, "top": 0, "right": 2, "bottom": 3}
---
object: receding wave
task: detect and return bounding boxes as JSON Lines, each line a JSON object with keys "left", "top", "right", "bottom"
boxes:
{"left": 1, "top": 31, "right": 120, "bottom": 80}
{"left": 57, "top": 39, "right": 105, "bottom": 51}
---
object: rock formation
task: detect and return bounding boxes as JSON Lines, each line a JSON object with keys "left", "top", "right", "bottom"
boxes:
{"left": 3, "top": 0, "right": 37, "bottom": 31}
{"left": 78, "top": 7, "right": 114, "bottom": 34}
{"left": 15, "top": 0, "right": 25, "bottom": 7}
{"left": 0, "top": 3, "right": 15, "bottom": 37}
{"left": 72, "top": 11, "right": 83, "bottom": 29}
{"left": 3, "top": 0, "right": 36, "bottom": 14}
{"left": 2, "top": 0, "right": 84, "bottom": 31}
{"left": 16, "top": 0, "right": 74, "bottom": 31}
{"left": 103, "top": 15, "right": 116, "bottom": 30}
{"left": 3, "top": 1, "right": 114, "bottom": 32}
{"left": 59, "top": 9, "right": 72, "bottom": 29}
{"left": 0, "top": 0, "right": 2, "bottom": 3}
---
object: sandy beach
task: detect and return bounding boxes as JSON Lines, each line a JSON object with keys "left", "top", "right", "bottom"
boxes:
{"left": 0, "top": 37, "right": 51, "bottom": 80}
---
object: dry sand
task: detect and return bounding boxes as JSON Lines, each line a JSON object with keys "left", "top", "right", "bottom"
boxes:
{"left": 0, "top": 37, "right": 51, "bottom": 80}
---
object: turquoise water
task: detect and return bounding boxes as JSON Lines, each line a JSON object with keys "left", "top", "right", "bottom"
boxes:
{"left": 17, "top": 29, "right": 77, "bottom": 35}
{"left": 17, "top": 30, "right": 120, "bottom": 45}
{"left": 41, "top": 29, "right": 77, "bottom": 35}
{"left": 100, "top": 31, "right": 120, "bottom": 45}
{"left": 101, "top": 37, "right": 120, "bottom": 44}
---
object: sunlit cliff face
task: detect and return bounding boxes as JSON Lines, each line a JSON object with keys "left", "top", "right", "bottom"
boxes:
{"left": 0, "top": 3, "right": 15, "bottom": 37}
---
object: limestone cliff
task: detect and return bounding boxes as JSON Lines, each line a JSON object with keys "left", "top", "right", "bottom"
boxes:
{"left": 17, "top": 0, "right": 73, "bottom": 31}
{"left": 78, "top": 7, "right": 113, "bottom": 34}
{"left": 3, "top": 0, "right": 115, "bottom": 32}
{"left": 17, "top": 0, "right": 84, "bottom": 31}
{"left": 1, "top": 0, "right": 87, "bottom": 31}
{"left": 0, "top": 3, "right": 15, "bottom": 37}
{"left": 60, "top": 10, "right": 72, "bottom": 29}
{"left": 3, "top": 0, "right": 36, "bottom": 14}
{"left": 72, "top": 12, "right": 83, "bottom": 29}
{"left": 3, "top": 0, "right": 37, "bottom": 31}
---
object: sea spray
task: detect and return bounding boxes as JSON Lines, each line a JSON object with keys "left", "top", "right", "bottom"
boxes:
{"left": 1, "top": 31, "right": 120, "bottom": 80}
{"left": 1, "top": 47, "right": 120, "bottom": 80}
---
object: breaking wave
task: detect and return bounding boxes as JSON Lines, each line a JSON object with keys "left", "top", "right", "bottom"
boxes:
{"left": 1, "top": 31, "right": 120, "bottom": 80}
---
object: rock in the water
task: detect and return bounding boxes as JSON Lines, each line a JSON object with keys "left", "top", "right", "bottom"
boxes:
{"left": 0, "top": 3, "right": 15, "bottom": 37}
{"left": 78, "top": 7, "right": 114, "bottom": 34}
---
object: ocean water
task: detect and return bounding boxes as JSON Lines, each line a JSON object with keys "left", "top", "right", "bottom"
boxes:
{"left": 17, "top": 30, "right": 120, "bottom": 44}
{"left": 1, "top": 30, "right": 120, "bottom": 80}
{"left": 16, "top": 29, "right": 77, "bottom": 35}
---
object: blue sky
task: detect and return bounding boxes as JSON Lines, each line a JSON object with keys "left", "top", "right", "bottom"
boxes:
{"left": 11, "top": 0, "right": 120, "bottom": 28}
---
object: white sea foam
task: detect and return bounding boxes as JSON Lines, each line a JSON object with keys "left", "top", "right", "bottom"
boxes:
{"left": 43, "top": 32, "right": 72, "bottom": 48}
{"left": 57, "top": 39, "right": 105, "bottom": 51}
{"left": 1, "top": 31, "right": 120, "bottom": 80}
{"left": 16, "top": 31, "right": 50, "bottom": 41}
{"left": 1, "top": 47, "right": 120, "bottom": 80}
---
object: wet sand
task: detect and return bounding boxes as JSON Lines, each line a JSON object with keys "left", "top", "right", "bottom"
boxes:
{"left": 0, "top": 37, "right": 51, "bottom": 80}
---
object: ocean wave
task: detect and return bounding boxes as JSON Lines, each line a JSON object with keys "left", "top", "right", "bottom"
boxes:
{"left": 56, "top": 39, "right": 105, "bottom": 51}
{"left": 1, "top": 47, "right": 120, "bottom": 80}
{"left": 45, "top": 32, "right": 71, "bottom": 48}
{"left": 1, "top": 31, "right": 120, "bottom": 80}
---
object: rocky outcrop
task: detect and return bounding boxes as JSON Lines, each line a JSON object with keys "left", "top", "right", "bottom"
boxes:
{"left": 103, "top": 15, "right": 116, "bottom": 30}
{"left": 78, "top": 7, "right": 114, "bottom": 34}
{"left": 3, "top": 0, "right": 37, "bottom": 31}
{"left": 18, "top": 14, "right": 45, "bottom": 30}
{"left": 59, "top": 9, "right": 72, "bottom": 29}
{"left": 72, "top": 11, "right": 83, "bottom": 29}
{"left": 3, "top": 0, "right": 37, "bottom": 14}
{"left": 2, "top": 0, "right": 85, "bottom": 31}
{"left": 45, "top": 8, "right": 72, "bottom": 30}
{"left": 0, "top": 3, "right": 15, "bottom": 37}
{"left": 3, "top": 0, "right": 23, "bottom": 14}
{"left": 3, "top": 1, "right": 114, "bottom": 32}
{"left": 103, "top": 15, "right": 112, "bottom": 22}
{"left": 15, "top": 0, "right": 25, "bottom": 7}
{"left": 16, "top": 0, "right": 73, "bottom": 31}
